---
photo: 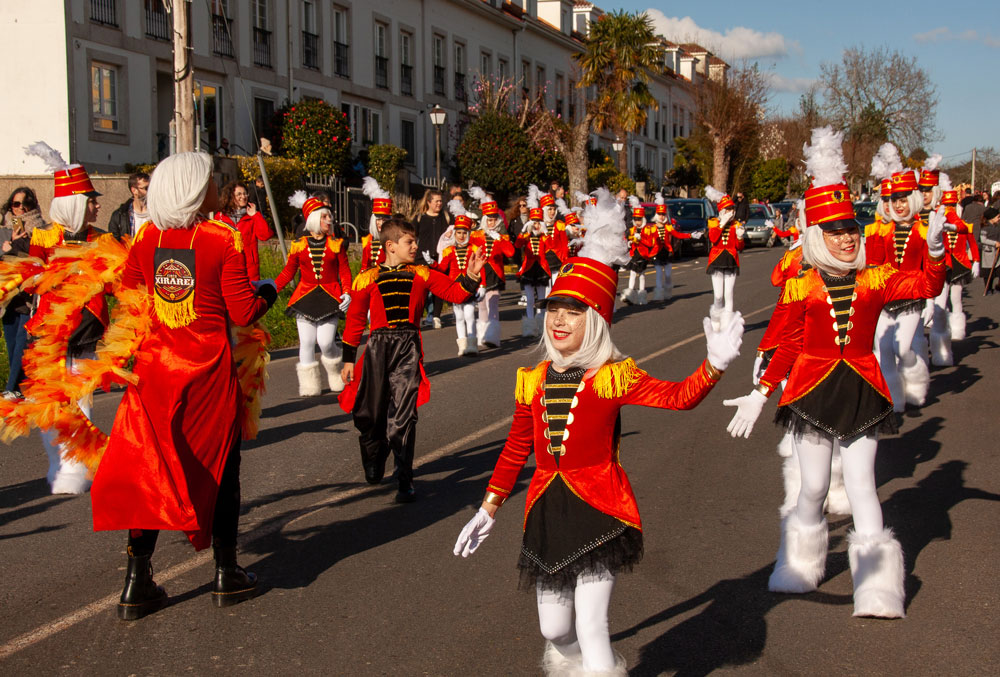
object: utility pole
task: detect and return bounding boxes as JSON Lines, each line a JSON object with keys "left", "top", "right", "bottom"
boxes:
{"left": 172, "top": 0, "right": 195, "bottom": 153}
{"left": 971, "top": 147, "right": 977, "bottom": 193}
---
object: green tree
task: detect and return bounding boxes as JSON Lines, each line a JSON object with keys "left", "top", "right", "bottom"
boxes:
{"left": 576, "top": 11, "right": 662, "bottom": 175}
{"left": 281, "top": 98, "right": 352, "bottom": 176}
{"left": 751, "top": 158, "right": 790, "bottom": 203}
{"left": 457, "top": 111, "right": 541, "bottom": 201}
{"left": 668, "top": 134, "right": 711, "bottom": 193}
{"left": 367, "top": 144, "right": 409, "bottom": 193}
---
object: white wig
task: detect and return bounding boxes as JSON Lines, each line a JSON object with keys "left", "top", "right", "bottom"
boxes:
{"left": 801, "top": 223, "right": 866, "bottom": 274}
{"left": 147, "top": 152, "right": 213, "bottom": 230}
{"left": 48, "top": 194, "right": 89, "bottom": 234}
{"left": 305, "top": 207, "right": 332, "bottom": 235}
{"left": 542, "top": 305, "right": 624, "bottom": 370}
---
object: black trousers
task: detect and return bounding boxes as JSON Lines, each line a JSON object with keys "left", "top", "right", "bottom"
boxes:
{"left": 353, "top": 327, "right": 422, "bottom": 489}
{"left": 128, "top": 438, "right": 242, "bottom": 556}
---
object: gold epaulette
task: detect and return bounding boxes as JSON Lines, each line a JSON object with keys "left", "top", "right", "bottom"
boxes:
{"left": 410, "top": 265, "right": 430, "bottom": 281}
{"left": 327, "top": 237, "right": 343, "bottom": 254}
{"left": 352, "top": 266, "right": 379, "bottom": 291}
{"left": 780, "top": 250, "right": 794, "bottom": 271}
{"left": 859, "top": 263, "right": 896, "bottom": 291}
{"left": 592, "top": 357, "right": 646, "bottom": 399}
{"left": 30, "top": 224, "right": 63, "bottom": 249}
{"left": 781, "top": 269, "right": 820, "bottom": 303}
{"left": 289, "top": 238, "right": 308, "bottom": 256}
{"left": 441, "top": 246, "right": 454, "bottom": 259}
{"left": 206, "top": 218, "right": 244, "bottom": 253}
{"left": 515, "top": 361, "right": 548, "bottom": 405}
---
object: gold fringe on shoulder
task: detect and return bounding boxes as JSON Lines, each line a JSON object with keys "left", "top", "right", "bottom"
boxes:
{"left": 327, "top": 238, "right": 342, "bottom": 254}
{"left": 289, "top": 238, "right": 308, "bottom": 256}
{"left": 781, "top": 270, "right": 820, "bottom": 304}
{"left": 514, "top": 362, "right": 548, "bottom": 405}
{"left": 859, "top": 263, "right": 896, "bottom": 291}
{"left": 353, "top": 266, "right": 379, "bottom": 291}
{"left": 412, "top": 265, "right": 430, "bottom": 281}
{"left": 207, "top": 218, "right": 243, "bottom": 252}
{"left": 780, "top": 250, "right": 794, "bottom": 271}
{"left": 592, "top": 358, "right": 647, "bottom": 399}
{"left": 30, "top": 224, "right": 64, "bottom": 249}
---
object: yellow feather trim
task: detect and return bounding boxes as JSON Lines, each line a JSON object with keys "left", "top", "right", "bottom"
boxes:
{"left": 592, "top": 358, "right": 647, "bottom": 399}
{"left": 858, "top": 263, "right": 896, "bottom": 291}
{"left": 412, "top": 265, "right": 430, "bottom": 281}
{"left": 780, "top": 270, "right": 821, "bottom": 304}
{"left": 233, "top": 321, "right": 271, "bottom": 440}
{"left": 327, "top": 238, "right": 342, "bottom": 254}
{"left": 289, "top": 238, "right": 308, "bottom": 255}
{"left": 514, "top": 361, "right": 548, "bottom": 405}
{"left": 353, "top": 266, "right": 380, "bottom": 291}
{"left": 30, "top": 224, "right": 63, "bottom": 249}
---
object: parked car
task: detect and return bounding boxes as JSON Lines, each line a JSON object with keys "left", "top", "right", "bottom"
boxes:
{"left": 666, "top": 198, "right": 715, "bottom": 255}
{"left": 854, "top": 201, "right": 877, "bottom": 228}
{"left": 743, "top": 203, "right": 775, "bottom": 247}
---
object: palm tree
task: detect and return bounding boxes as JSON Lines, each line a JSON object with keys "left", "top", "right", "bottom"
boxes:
{"left": 575, "top": 11, "right": 662, "bottom": 175}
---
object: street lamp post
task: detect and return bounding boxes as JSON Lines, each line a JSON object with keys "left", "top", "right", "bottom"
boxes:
{"left": 430, "top": 105, "right": 447, "bottom": 187}
{"left": 612, "top": 136, "right": 624, "bottom": 173}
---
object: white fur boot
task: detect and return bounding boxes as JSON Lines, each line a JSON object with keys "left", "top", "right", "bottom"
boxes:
{"left": 848, "top": 528, "right": 906, "bottom": 618}
{"left": 541, "top": 641, "right": 582, "bottom": 676}
{"left": 768, "top": 514, "right": 829, "bottom": 593}
{"left": 296, "top": 362, "right": 323, "bottom": 397}
{"left": 652, "top": 286, "right": 665, "bottom": 302}
{"left": 779, "top": 454, "right": 800, "bottom": 518}
{"left": 456, "top": 337, "right": 468, "bottom": 356}
{"left": 824, "top": 452, "right": 852, "bottom": 515}
{"left": 619, "top": 287, "right": 637, "bottom": 305}
{"left": 484, "top": 319, "right": 501, "bottom": 348}
{"left": 709, "top": 305, "right": 723, "bottom": 332}
{"left": 320, "top": 355, "right": 345, "bottom": 393}
{"left": 636, "top": 289, "right": 648, "bottom": 305}
{"left": 476, "top": 320, "right": 488, "bottom": 348}
{"left": 570, "top": 653, "right": 627, "bottom": 676}
{"left": 949, "top": 310, "right": 966, "bottom": 341}
{"left": 929, "top": 330, "right": 953, "bottom": 367}
{"left": 44, "top": 433, "right": 91, "bottom": 494}
{"left": 522, "top": 316, "right": 535, "bottom": 337}
{"left": 899, "top": 355, "right": 929, "bottom": 406}
{"left": 464, "top": 335, "right": 479, "bottom": 356}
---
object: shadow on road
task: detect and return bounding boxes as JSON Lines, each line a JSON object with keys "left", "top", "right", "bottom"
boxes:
{"left": 0, "top": 477, "right": 55, "bottom": 510}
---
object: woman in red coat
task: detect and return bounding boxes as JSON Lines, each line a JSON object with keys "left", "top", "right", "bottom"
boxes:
{"left": 454, "top": 188, "right": 744, "bottom": 675}
{"left": 704, "top": 186, "right": 745, "bottom": 330}
{"left": 214, "top": 180, "right": 274, "bottom": 281}
{"left": 90, "top": 153, "right": 277, "bottom": 620}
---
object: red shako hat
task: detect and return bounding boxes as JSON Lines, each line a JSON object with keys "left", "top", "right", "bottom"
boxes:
{"left": 941, "top": 190, "right": 959, "bottom": 205}
{"left": 54, "top": 164, "right": 100, "bottom": 198}
{"left": 372, "top": 197, "right": 392, "bottom": 216}
{"left": 539, "top": 194, "right": 555, "bottom": 208}
{"left": 546, "top": 258, "right": 618, "bottom": 324}
{"left": 804, "top": 182, "right": 856, "bottom": 230}
{"left": 890, "top": 169, "right": 918, "bottom": 194}
{"left": 481, "top": 198, "right": 499, "bottom": 216}
{"left": 655, "top": 203, "right": 668, "bottom": 214}
{"left": 302, "top": 196, "right": 325, "bottom": 221}
{"left": 919, "top": 169, "right": 940, "bottom": 188}
{"left": 529, "top": 207, "right": 543, "bottom": 221}
{"left": 564, "top": 211, "right": 580, "bottom": 226}
{"left": 453, "top": 214, "right": 472, "bottom": 229}
{"left": 631, "top": 206, "right": 645, "bottom": 219}
{"left": 801, "top": 127, "right": 857, "bottom": 231}
{"left": 880, "top": 178, "right": 893, "bottom": 198}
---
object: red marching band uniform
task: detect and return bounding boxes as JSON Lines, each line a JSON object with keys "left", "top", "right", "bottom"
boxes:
{"left": 360, "top": 187, "right": 392, "bottom": 270}
{"left": 706, "top": 203, "right": 745, "bottom": 271}
{"left": 276, "top": 204, "right": 353, "bottom": 317}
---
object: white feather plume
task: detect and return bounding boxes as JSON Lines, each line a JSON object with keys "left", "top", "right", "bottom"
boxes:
{"left": 468, "top": 185, "right": 488, "bottom": 203}
{"left": 922, "top": 153, "right": 942, "bottom": 172}
{"left": 288, "top": 190, "right": 308, "bottom": 210}
{"left": 870, "top": 143, "right": 903, "bottom": 180}
{"left": 654, "top": 191, "right": 665, "bottom": 206}
{"left": 803, "top": 126, "right": 847, "bottom": 186}
{"left": 24, "top": 141, "right": 69, "bottom": 173}
{"left": 628, "top": 195, "right": 640, "bottom": 210}
{"left": 361, "top": 176, "right": 389, "bottom": 200}
{"left": 555, "top": 197, "right": 570, "bottom": 216}
{"left": 939, "top": 172, "right": 952, "bottom": 192}
{"left": 704, "top": 186, "right": 725, "bottom": 203}
{"left": 575, "top": 191, "right": 592, "bottom": 206}
{"left": 527, "top": 184, "right": 542, "bottom": 210}
{"left": 578, "top": 188, "right": 630, "bottom": 267}
{"left": 447, "top": 198, "right": 466, "bottom": 218}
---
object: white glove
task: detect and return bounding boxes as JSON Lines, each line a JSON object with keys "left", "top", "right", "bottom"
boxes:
{"left": 339, "top": 293, "right": 352, "bottom": 312}
{"left": 633, "top": 232, "right": 642, "bottom": 242}
{"left": 422, "top": 250, "right": 434, "bottom": 265}
{"left": 453, "top": 507, "right": 495, "bottom": 558}
{"left": 704, "top": 311, "right": 744, "bottom": 371}
{"left": 926, "top": 207, "right": 945, "bottom": 257}
{"left": 752, "top": 353, "right": 765, "bottom": 386}
{"left": 723, "top": 390, "right": 768, "bottom": 439}
{"left": 692, "top": 230, "right": 704, "bottom": 239}
{"left": 719, "top": 210, "right": 734, "bottom": 227}
{"left": 522, "top": 221, "right": 532, "bottom": 233}
{"left": 735, "top": 226, "right": 746, "bottom": 238}
{"left": 765, "top": 219, "right": 774, "bottom": 228}
{"left": 475, "top": 287, "right": 486, "bottom": 301}
{"left": 488, "top": 229, "right": 501, "bottom": 240}
{"left": 972, "top": 261, "right": 981, "bottom": 278}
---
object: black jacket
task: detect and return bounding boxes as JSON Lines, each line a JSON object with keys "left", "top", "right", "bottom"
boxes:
{"left": 108, "top": 199, "right": 133, "bottom": 241}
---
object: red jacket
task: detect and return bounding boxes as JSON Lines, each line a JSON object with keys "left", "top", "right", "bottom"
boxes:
{"left": 435, "top": 242, "right": 482, "bottom": 280}
{"left": 864, "top": 217, "right": 893, "bottom": 264}
{"left": 91, "top": 220, "right": 270, "bottom": 550}
{"left": 759, "top": 258, "right": 946, "bottom": 405}
{"left": 707, "top": 218, "right": 745, "bottom": 268}
{"left": 871, "top": 218, "right": 928, "bottom": 271}
{"left": 943, "top": 208, "right": 980, "bottom": 268}
{"left": 653, "top": 220, "right": 692, "bottom": 255}
{"left": 215, "top": 211, "right": 273, "bottom": 282}
{"left": 543, "top": 221, "right": 570, "bottom": 264}
{"left": 757, "top": 247, "right": 804, "bottom": 354}
{"left": 275, "top": 235, "right": 352, "bottom": 306}
{"left": 629, "top": 223, "right": 660, "bottom": 258}
{"left": 471, "top": 231, "right": 516, "bottom": 282}
{"left": 515, "top": 230, "right": 552, "bottom": 277}
{"left": 361, "top": 234, "right": 387, "bottom": 271}
{"left": 487, "top": 358, "right": 720, "bottom": 530}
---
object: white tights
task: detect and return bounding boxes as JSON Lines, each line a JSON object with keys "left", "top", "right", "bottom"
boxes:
{"left": 453, "top": 301, "right": 477, "bottom": 339}
{"left": 654, "top": 263, "right": 672, "bottom": 290}
{"left": 296, "top": 318, "right": 340, "bottom": 364}
{"left": 537, "top": 568, "right": 617, "bottom": 672}
{"left": 523, "top": 283, "right": 549, "bottom": 320}
{"left": 626, "top": 270, "right": 647, "bottom": 291}
{"left": 711, "top": 271, "right": 736, "bottom": 311}
{"left": 791, "top": 431, "right": 884, "bottom": 537}
{"left": 42, "top": 354, "right": 94, "bottom": 493}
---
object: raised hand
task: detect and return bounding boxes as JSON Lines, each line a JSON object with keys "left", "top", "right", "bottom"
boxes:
{"left": 704, "top": 311, "right": 744, "bottom": 372}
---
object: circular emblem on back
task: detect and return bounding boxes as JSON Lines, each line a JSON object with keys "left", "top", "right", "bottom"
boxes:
{"left": 154, "top": 258, "right": 195, "bottom": 302}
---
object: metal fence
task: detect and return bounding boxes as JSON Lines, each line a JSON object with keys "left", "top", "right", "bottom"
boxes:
{"left": 90, "top": 0, "right": 117, "bottom": 26}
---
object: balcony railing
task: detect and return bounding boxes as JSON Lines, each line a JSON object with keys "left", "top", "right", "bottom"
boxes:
{"left": 400, "top": 64, "right": 413, "bottom": 96}
{"left": 90, "top": 0, "right": 117, "bottom": 26}
{"left": 212, "top": 15, "right": 234, "bottom": 58}
{"left": 433, "top": 66, "right": 446, "bottom": 96}
{"left": 302, "top": 31, "right": 319, "bottom": 70}
{"left": 375, "top": 56, "right": 389, "bottom": 90}
{"left": 145, "top": 7, "right": 170, "bottom": 40}
{"left": 253, "top": 27, "right": 273, "bottom": 68}
{"left": 334, "top": 41, "right": 350, "bottom": 78}
{"left": 454, "top": 72, "right": 466, "bottom": 101}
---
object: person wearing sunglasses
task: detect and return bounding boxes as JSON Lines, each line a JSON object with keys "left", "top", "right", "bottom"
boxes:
{"left": 1, "top": 187, "right": 42, "bottom": 399}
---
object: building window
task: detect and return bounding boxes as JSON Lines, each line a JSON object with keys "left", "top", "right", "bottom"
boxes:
{"left": 672, "top": 104, "right": 678, "bottom": 139}
{"left": 90, "top": 0, "right": 118, "bottom": 27}
{"left": 91, "top": 63, "right": 119, "bottom": 132}
{"left": 254, "top": 97, "right": 276, "bottom": 146}
{"left": 400, "top": 32, "right": 413, "bottom": 96}
{"left": 252, "top": 0, "right": 272, "bottom": 68}
{"left": 374, "top": 23, "right": 388, "bottom": 89}
{"left": 144, "top": 0, "right": 170, "bottom": 40}
{"left": 575, "top": 13, "right": 587, "bottom": 34}
{"left": 333, "top": 7, "right": 350, "bottom": 78}
{"left": 211, "top": 0, "right": 235, "bottom": 57}
{"left": 480, "top": 52, "right": 491, "bottom": 78}
{"left": 302, "top": 1, "right": 319, "bottom": 70}
{"left": 554, "top": 73, "right": 564, "bottom": 118}
{"left": 521, "top": 60, "right": 531, "bottom": 94}
{"left": 194, "top": 82, "right": 223, "bottom": 153}
{"left": 568, "top": 79, "right": 576, "bottom": 122}
{"left": 401, "top": 119, "right": 416, "bottom": 161}
{"left": 454, "top": 43, "right": 466, "bottom": 101}
{"left": 433, "top": 35, "right": 446, "bottom": 96}
{"left": 536, "top": 65, "right": 545, "bottom": 97}
{"left": 498, "top": 58, "right": 508, "bottom": 80}
{"left": 344, "top": 104, "right": 382, "bottom": 145}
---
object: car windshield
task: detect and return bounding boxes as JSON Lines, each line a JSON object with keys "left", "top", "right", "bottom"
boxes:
{"left": 749, "top": 205, "right": 769, "bottom": 219}
{"left": 671, "top": 202, "right": 705, "bottom": 218}
{"left": 855, "top": 202, "right": 876, "bottom": 218}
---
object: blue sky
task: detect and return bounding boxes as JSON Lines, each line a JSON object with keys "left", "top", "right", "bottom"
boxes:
{"left": 615, "top": 1, "right": 999, "bottom": 164}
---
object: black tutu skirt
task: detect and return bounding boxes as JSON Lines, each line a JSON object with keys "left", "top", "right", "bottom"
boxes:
{"left": 948, "top": 261, "right": 972, "bottom": 285}
{"left": 706, "top": 250, "right": 739, "bottom": 275}
{"left": 285, "top": 287, "right": 341, "bottom": 322}
{"left": 517, "top": 475, "right": 643, "bottom": 590}
{"left": 654, "top": 248, "right": 672, "bottom": 264}
{"left": 519, "top": 261, "right": 551, "bottom": 287}
{"left": 626, "top": 252, "right": 651, "bottom": 273}
{"left": 884, "top": 298, "right": 923, "bottom": 316}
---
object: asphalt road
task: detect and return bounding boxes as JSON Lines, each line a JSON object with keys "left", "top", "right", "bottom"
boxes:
{"left": 1, "top": 247, "right": 999, "bottom": 676}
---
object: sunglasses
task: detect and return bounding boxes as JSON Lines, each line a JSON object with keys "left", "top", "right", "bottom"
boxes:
{"left": 11, "top": 201, "right": 23, "bottom": 208}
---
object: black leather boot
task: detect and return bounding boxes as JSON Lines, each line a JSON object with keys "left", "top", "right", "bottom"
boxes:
{"left": 212, "top": 545, "right": 258, "bottom": 608}
{"left": 117, "top": 547, "right": 168, "bottom": 621}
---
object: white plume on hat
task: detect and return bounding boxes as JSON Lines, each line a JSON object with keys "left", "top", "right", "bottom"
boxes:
{"left": 578, "top": 188, "right": 630, "bottom": 267}
{"left": 803, "top": 126, "right": 847, "bottom": 186}
{"left": 870, "top": 142, "right": 903, "bottom": 180}
{"left": 704, "top": 186, "right": 725, "bottom": 203}
{"left": 628, "top": 195, "right": 641, "bottom": 210}
{"left": 654, "top": 191, "right": 665, "bottom": 206}
{"left": 922, "top": 153, "right": 943, "bottom": 172}
{"left": 24, "top": 141, "right": 70, "bottom": 173}
{"left": 468, "top": 185, "right": 488, "bottom": 203}
{"left": 361, "top": 176, "right": 389, "bottom": 200}
{"left": 288, "top": 190, "right": 308, "bottom": 210}
{"left": 940, "top": 172, "right": 953, "bottom": 192}
{"left": 527, "top": 184, "right": 542, "bottom": 210}
{"left": 447, "top": 197, "right": 467, "bottom": 219}
{"left": 555, "top": 197, "right": 570, "bottom": 216}
{"left": 575, "top": 191, "right": 592, "bottom": 206}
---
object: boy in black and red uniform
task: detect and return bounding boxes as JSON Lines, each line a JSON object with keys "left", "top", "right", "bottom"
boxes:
{"left": 339, "top": 218, "right": 485, "bottom": 501}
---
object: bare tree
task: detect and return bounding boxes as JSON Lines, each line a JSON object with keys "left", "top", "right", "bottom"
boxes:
{"left": 524, "top": 85, "right": 592, "bottom": 198}
{"left": 695, "top": 63, "right": 770, "bottom": 190}
{"left": 819, "top": 46, "right": 938, "bottom": 158}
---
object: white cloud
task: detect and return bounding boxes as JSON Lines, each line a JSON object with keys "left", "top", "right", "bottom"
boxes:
{"left": 765, "top": 73, "right": 816, "bottom": 93}
{"left": 645, "top": 10, "right": 794, "bottom": 60}
{"left": 914, "top": 26, "right": 1000, "bottom": 47}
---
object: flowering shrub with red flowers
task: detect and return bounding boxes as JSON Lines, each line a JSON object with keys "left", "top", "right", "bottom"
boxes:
{"left": 457, "top": 112, "right": 559, "bottom": 202}
{"left": 281, "top": 98, "right": 352, "bottom": 176}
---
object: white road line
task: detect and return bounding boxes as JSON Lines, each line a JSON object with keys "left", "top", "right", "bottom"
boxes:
{"left": 0, "top": 300, "right": 776, "bottom": 660}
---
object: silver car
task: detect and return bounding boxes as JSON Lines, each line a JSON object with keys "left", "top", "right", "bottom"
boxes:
{"left": 743, "top": 203, "right": 776, "bottom": 247}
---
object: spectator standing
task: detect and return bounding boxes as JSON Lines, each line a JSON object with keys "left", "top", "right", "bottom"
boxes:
{"left": 981, "top": 207, "right": 1000, "bottom": 293}
{"left": 108, "top": 172, "right": 151, "bottom": 241}
{"left": 1, "top": 187, "right": 42, "bottom": 398}
{"left": 734, "top": 191, "right": 750, "bottom": 223}
{"left": 214, "top": 181, "right": 275, "bottom": 281}
{"left": 962, "top": 194, "right": 986, "bottom": 244}
{"left": 415, "top": 188, "right": 450, "bottom": 328}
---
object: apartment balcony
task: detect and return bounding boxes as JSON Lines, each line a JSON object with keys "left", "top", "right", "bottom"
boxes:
{"left": 212, "top": 15, "right": 235, "bottom": 58}
{"left": 254, "top": 27, "right": 273, "bottom": 68}
{"left": 334, "top": 42, "right": 350, "bottom": 78}
{"left": 303, "top": 31, "right": 320, "bottom": 70}
{"left": 433, "top": 65, "right": 446, "bottom": 96}
{"left": 400, "top": 64, "right": 414, "bottom": 96}
{"left": 90, "top": 0, "right": 117, "bottom": 26}
{"left": 375, "top": 56, "right": 389, "bottom": 90}
{"left": 145, "top": 6, "right": 170, "bottom": 40}
{"left": 454, "top": 72, "right": 466, "bottom": 101}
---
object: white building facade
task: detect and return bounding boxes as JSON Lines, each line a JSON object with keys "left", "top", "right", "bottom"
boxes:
{"left": 3, "top": 0, "right": 722, "bottom": 185}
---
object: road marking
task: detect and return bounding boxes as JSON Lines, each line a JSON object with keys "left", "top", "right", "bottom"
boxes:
{"left": 0, "top": 300, "right": 776, "bottom": 660}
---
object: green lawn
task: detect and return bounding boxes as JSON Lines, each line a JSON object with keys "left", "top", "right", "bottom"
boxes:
{"left": 0, "top": 334, "right": 8, "bottom": 388}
